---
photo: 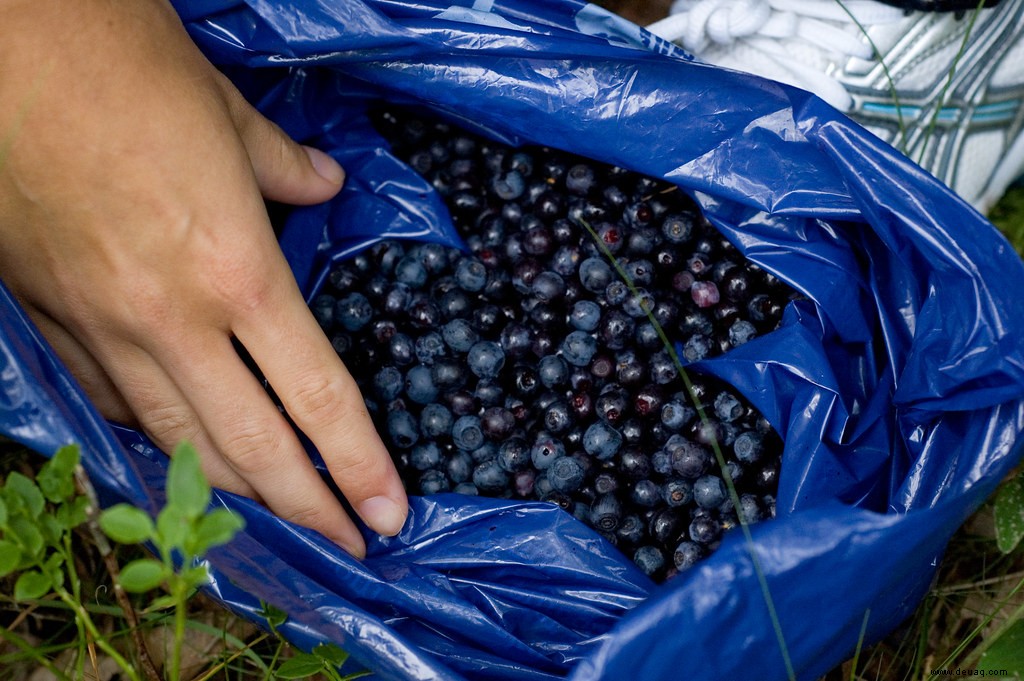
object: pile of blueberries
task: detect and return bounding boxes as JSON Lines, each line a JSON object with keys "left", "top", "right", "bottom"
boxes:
{"left": 310, "top": 110, "right": 797, "bottom": 581}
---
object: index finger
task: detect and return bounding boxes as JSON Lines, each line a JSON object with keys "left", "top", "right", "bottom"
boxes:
{"left": 234, "top": 273, "right": 409, "bottom": 539}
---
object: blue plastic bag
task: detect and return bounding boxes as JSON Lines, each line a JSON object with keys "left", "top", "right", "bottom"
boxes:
{"left": 3, "top": 1, "right": 1024, "bottom": 679}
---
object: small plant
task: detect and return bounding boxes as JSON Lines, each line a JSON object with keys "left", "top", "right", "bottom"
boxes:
{"left": 0, "top": 441, "right": 247, "bottom": 680}
{"left": 257, "top": 602, "right": 370, "bottom": 681}
{"left": 0, "top": 443, "right": 125, "bottom": 679}
{"left": 98, "top": 441, "right": 246, "bottom": 681}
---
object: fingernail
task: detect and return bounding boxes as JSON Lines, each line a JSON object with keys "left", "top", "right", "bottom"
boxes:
{"left": 358, "top": 496, "right": 408, "bottom": 537}
{"left": 303, "top": 146, "right": 345, "bottom": 186}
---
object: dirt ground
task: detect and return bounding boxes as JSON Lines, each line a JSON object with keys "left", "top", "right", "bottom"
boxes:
{"left": 595, "top": 0, "right": 673, "bottom": 26}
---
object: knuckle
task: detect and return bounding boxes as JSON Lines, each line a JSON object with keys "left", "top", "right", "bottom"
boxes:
{"left": 283, "top": 500, "right": 333, "bottom": 533}
{"left": 220, "top": 424, "right": 284, "bottom": 476}
{"left": 288, "top": 374, "right": 351, "bottom": 423}
{"left": 140, "top": 402, "right": 200, "bottom": 447}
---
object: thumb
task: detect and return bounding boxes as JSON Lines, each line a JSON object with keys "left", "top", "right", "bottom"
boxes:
{"left": 227, "top": 89, "right": 345, "bottom": 205}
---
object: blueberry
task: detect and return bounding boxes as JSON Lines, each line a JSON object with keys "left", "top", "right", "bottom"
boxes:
{"left": 389, "top": 333, "right": 416, "bottom": 366}
{"left": 714, "top": 391, "right": 745, "bottom": 422}
{"left": 670, "top": 440, "right": 711, "bottom": 479}
{"left": 599, "top": 310, "right": 635, "bottom": 350}
{"left": 404, "top": 365, "right": 438, "bottom": 404}
{"left": 569, "top": 300, "right": 601, "bottom": 332}
{"left": 634, "top": 321, "right": 661, "bottom": 350}
{"left": 472, "top": 459, "right": 509, "bottom": 493}
{"left": 372, "top": 366, "right": 404, "bottom": 401}
{"left": 446, "top": 450, "right": 473, "bottom": 484}
{"left": 688, "top": 514, "right": 720, "bottom": 545}
{"left": 693, "top": 475, "right": 727, "bottom": 510}
{"left": 542, "top": 401, "right": 573, "bottom": 434}
{"left": 538, "top": 355, "right": 570, "bottom": 389}
{"left": 454, "top": 256, "right": 488, "bottom": 292}
{"left": 431, "top": 356, "right": 469, "bottom": 390}
{"left": 738, "top": 493, "right": 763, "bottom": 524}
{"left": 410, "top": 442, "right": 442, "bottom": 471}
{"left": 661, "top": 400, "right": 694, "bottom": 430}
{"left": 604, "top": 280, "right": 629, "bottom": 306}
{"left": 453, "top": 482, "right": 479, "bottom": 496}
{"left": 590, "top": 493, "right": 622, "bottom": 531}
{"left": 419, "top": 402, "right": 454, "bottom": 439}
{"left": 673, "top": 541, "right": 703, "bottom": 570}
{"left": 560, "top": 330, "right": 598, "bottom": 367}
{"left": 630, "top": 479, "right": 660, "bottom": 508}
{"left": 663, "top": 478, "right": 693, "bottom": 507}
{"left": 661, "top": 214, "right": 693, "bottom": 243}
{"left": 471, "top": 441, "right": 498, "bottom": 463}
{"left": 467, "top": 341, "right": 505, "bottom": 379}
{"left": 565, "top": 163, "right": 596, "bottom": 196}
{"left": 530, "top": 433, "right": 565, "bottom": 470}
{"left": 383, "top": 282, "right": 412, "bottom": 316}
{"left": 452, "top": 415, "right": 485, "bottom": 451}
{"left": 442, "top": 319, "right": 479, "bottom": 353}
{"left": 728, "top": 319, "right": 758, "bottom": 346}
{"left": 419, "top": 469, "right": 450, "bottom": 495}
{"left": 682, "top": 334, "right": 712, "bottom": 362}
{"left": 733, "top": 431, "right": 765, "bottom": 463}
{"left": 616, "top": 514, "right": 645, "bottom": 545}
{"left": 439, "top": 288, "right": 472, "bottom": 320}
{"left": 622, "top": 289, "right": 655, "bottom": 319}
{"left": 499, "top": 323, "right": 533, "bottom": 358}
{"left": 619, "top": 447, "right": 652, "bottom": 480}
{"left": 386, "top": 409, "right": 419, "bottom": 449}
{"left": 648, "top": 507, "right": 684, "bottom": 544}
{"left": 336, "top": 292, "right": 374, "bottom": 332}
{"left": 480, "top": 406, "right": 516, "bottom": 440}
{"left": 497, "top": 437, "right": 531, "bottom": 473}
{"left": 548, "top": 456, "right": 585, "bottom": 493}
{"left": 633, "top": 546, "right": 666, "bottom": 578}
{"left": 395, "top": 255, "right": 429, "bottom": 289}
{"left": 649, "top": 351, "right": 678, "bottom": 385}
{"left": 512, "top": 469, "right": 536, "bottom": 497}
{"left": 490, "top": 169, "right": 526, "bottom": 201}
{"left": 579, "top": 257, "right": 613, "bottom": 293}
{"left": 414, "top": 331, "right": 446, "bottom": 365}
{"left": 312, "top": 294, "right": 335, "bottom": 329}
{"left": 622, "top": 259, "right": 654, "bottom": 287}
{"left": 691, "top": 280, "right": 720, "bottom": 308}
{"left": 583, "top": 421, "right": 623, "bottom": 460}
{"left": 531, "top": 271, "right": 566, "bottom": 302}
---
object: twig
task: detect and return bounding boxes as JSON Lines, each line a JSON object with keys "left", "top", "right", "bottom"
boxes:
{"left": 74, "top": 467, "right": 162, "bottom": 681}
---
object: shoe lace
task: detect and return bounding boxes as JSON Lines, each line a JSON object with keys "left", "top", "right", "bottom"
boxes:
{"left": 647, "top": 0, "right": 907, "bottom": 109}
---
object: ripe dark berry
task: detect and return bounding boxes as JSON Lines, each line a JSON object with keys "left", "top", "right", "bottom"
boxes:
{"left": 316, "top": 110, "right": 796, "bottom": 582}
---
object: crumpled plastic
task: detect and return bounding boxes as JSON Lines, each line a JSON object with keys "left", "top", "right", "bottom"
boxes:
{"left": 2, "top": 1, "right": 1024, "bottom": 679}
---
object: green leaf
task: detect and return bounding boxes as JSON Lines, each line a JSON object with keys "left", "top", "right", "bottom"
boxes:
{"left": 42, "top": 552, "right": 65, "bottom": 591}
{"left": 275, "top": 654, "right": 326, "bottom": 678}
{"left": 178, "top": 564, "right": 211, "bottom": 590}
{"left": 37, "top": 445, "right": 79, "bottom": 503}
{"left": 977, "top": 618, "right": 1024, "bottom": 676}
{"left": 14, "top": 569, "right": 52, "bottom": 601}
{"left": 37, "top": 515, "right": 62, "bottom": 546}
{"left": 6, "top": 472, "right": 45, "bottom": 519}
{"left": 118, "top": 558, "right": 167, "bottom": 593}
{"left": 99, "top": 504, "right": 155, "bottom": 545}
{"left": 155, "top": 505, "right": 189, "bottom": 553}
{"left": 8, "top": 516, "right": 44, "bottom": 559}
{"left": 313, "top": 643, "right": 348, "bottom": 668}
{"left": 0, "top": 539, "right": 21, "bottom": 577}
{"left": 995, "top": 476, "right": 1024, "bottom": 554}
{"left": 0, "top": 494, "right": 8, "bottom": 526}
{"left": 144, "top": 594, "right": 177, "bottom": 612}
{"left": 187, "top": 508, "right": 244, "bottom": 556}
{"left": 56, "top": 496, "right": 89, "bottom": 531}
{"left": 166, "top": 442, "right": 210, "bottom": 520}
{"left": 259, "top": 601, "right": 288, "bottom": 630}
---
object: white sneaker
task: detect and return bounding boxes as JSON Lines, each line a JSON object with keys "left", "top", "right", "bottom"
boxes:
{"left": 647, "top": 0, "right": 1024, "bottom": 214}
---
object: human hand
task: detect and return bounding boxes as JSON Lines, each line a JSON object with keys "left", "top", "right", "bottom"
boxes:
{"left": 0, "top": 0, "right": 407, "bottom": 556}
